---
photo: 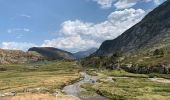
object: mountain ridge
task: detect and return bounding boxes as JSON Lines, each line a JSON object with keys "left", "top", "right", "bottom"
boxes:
{"left": 28, "top": 47, "right": 75, "bottom": 60}
{"left": 94, "top": 0, "right": 170, "bottom": 56}
{"left": 74, "top": 48, "right": 98, "bottom": 59}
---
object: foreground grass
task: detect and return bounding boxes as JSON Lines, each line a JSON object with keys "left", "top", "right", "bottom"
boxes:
{"left": 0, "top": 61, "right": 81, "bottom": 93}
{"left": 81, "top": 77, "right": 170, "bottom": 100}
{"left": 82, "top": 69, "right": 170, "bottom": 100}
{"left": 2, "top": 93, "right": 78, "bottom": 100}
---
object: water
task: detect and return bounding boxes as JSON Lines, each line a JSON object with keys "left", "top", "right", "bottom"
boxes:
{"left": 63, "top": 72, "right": 107, "bottom": 100}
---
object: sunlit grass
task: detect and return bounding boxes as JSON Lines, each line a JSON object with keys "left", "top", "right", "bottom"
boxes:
{"left": 0, "top": 61, "right": 81, "bottom": 93}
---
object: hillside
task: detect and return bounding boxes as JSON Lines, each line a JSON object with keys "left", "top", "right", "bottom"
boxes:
{"left": 94, "top": 0, "right": 170, "bottom": 56}
{"left": 0, "top": 49, "right": 43, "bottom": 64}
{"left": 74, "top": 48, "right": 98, "bottom": 59}
{"left": 28, "top": 47, "right": 75, "bottom": 60}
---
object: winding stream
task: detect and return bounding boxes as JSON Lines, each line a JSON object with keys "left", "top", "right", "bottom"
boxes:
{"left": 63, "top": 72, "right": 107, "bottom": 100}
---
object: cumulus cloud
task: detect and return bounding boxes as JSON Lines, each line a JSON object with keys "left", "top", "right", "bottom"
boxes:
{"left": 92, "top": 0, "right": 165, "bottom": 9}
{"left": 2, "top": 42, "right": 37, "bottom": 51}
{"left": 93, "top": 0, "right": 116, "bottom": 9}
{"left": 114, "top": 0, "right": 137, "bottom": 9}
{"left": 150, "top": 0, "right": 164, "bottom": 5}
{"left": 41, "top": 35, "right": 100, "bottom": 52}
{"left": 2, "top": 8, "right": 146, "bottom": 52}
{"left": 41, "top": 8, "right": 145, "bottom": 52}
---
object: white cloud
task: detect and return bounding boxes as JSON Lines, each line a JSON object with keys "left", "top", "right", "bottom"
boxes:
{"left": 153, "top": 0, "right": 164, "bottom": 5}
{"left": 41, "top": 8, "right": 145, "bottom": 52}
{"left": 93, "top": 0, "right": 116, "bottom": 9}
{"left": 2, "top": 9, "right": 146, "bottom": 52}
{"left": 7, "top": 28, "right": 30, "bottom": 38}
{"left": 114, "top": 0, "right": 137, "bottom": 9}
{"left": 7, "top": 28, "right": 30, "bottom": 33}
{"left": 92, "top": 0, "right": 165, "bottom": 9}
{"left": 20, "top": 14, "right": 31, "bottom": 18}
{"left": 2, "top": 42, "right": 37, "bottom": 51}
{"left": 145, "top": 0, "right": 164, "bottom": 5}
{"left": 41, "top": 35, "right": 100, "bottom": 52}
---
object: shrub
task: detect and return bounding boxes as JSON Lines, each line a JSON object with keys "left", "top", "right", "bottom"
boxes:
{"left": 153, "top": 49, "right": 164, "bottom": 56}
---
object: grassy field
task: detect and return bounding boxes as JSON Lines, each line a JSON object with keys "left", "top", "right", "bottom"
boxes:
{"left": 87, "top": 68, "right": 170, "bottom": 79}
{"left": 0, "top": 61, "right": 169, "bottom": 100}
{"left": 82, "top": 69, "right": 170, "bottom": 100}
{"left": 0, "top": 61, "right": 81, "bottom": 93}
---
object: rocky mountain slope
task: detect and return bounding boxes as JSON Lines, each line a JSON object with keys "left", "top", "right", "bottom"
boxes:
{"left": 94, "top": 0, "right": 170, "bottom": 56}
{"left": 74, "top": 48, "right": 98, "bottom": 59}
{"left": 28, "top": 47, "right": 75, "bottom": 60}
{"left": 0, "top": 49, "right": 43, "bottom": 64}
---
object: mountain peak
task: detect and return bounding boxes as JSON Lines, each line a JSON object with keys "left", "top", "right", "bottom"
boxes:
{"left": 94, "top": 1, "right": 170, "bottom": 56}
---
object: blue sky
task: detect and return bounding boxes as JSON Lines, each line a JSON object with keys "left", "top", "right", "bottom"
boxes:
{"left": 0, "top": 0, "right": 165, "bottom": 52}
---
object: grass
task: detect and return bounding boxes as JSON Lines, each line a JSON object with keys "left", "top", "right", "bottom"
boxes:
{"left": 81, "top": 68, "right": 170, "bottom": 100}
{"left": 87, "top": 68, "right": 170, "bottom": 79}
{"left": 3, "top": 93, "right": 78, "bottom": 100}
{"left": 81, "top": 77, "right": 170, "bottom": 100}
{"left": 98, "top": 69, "right": 149, "bottom": 78}
{"left": 122, "top": 52, "right": 170, "bottom": 66}
{"left": 0, "top": 61, "right": 81, "bottom": 93}
{"left": 80, "top": 83, "right": 96, "bottom": 97}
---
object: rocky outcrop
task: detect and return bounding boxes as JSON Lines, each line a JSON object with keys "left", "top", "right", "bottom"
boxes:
{"left": 121, "top": 64, "right": 170, "bottom": 74}
{"left": 0, "top": 49, "right": 43, "bottom": 64}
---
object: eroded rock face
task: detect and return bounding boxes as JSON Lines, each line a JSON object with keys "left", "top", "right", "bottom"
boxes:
{"left": 121, "top": 64, "right": 170, "bottom": 74}
{"left": 94, "top": 1, "right": 170, "bottom": 56}
{"left": 0, "top": 49, "right": 43, "bottom": 64}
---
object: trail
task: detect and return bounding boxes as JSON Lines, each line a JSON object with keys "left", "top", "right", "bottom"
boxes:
{"left": 62, "top": 72, "right": 107, "bottom": 100}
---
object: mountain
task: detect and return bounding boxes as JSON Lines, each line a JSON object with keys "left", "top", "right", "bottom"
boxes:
{"left": 74, "top": 48, "right": 98, "bottom": 59}
{"left": 94, "top": 0, "right": 170, "bottom": 56}
{"left": 28, "top": 47, "right": 75, "bottom": 60}
{"left": 0, "top": 49, "right": 43, "bottom": 64}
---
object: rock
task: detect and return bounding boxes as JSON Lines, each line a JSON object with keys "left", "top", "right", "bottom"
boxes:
{"left": 0, "top": 93, "right": 5, "bottom": 97}
{"left": 4, "top": 92, "right": 16, "bottom": 96}
{"left": 26, "top": 87, "right": 49, "bottom": 93}
{"left": 121, "top": 64, "right": 170, "bottom": 74}
{"left": 0, "top": 91, "right": 16, "bottom": 97}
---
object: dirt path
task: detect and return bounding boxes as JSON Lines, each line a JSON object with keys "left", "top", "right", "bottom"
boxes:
{"left": 62, "top": 72, "right": 107, "bottom": 100}
{"left": 149, "top": 78, "right": 170, "bottom": 83}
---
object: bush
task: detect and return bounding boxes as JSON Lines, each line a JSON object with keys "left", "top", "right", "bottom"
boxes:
{"left": 0, "top": 67, "right": 7, "bottom": 71}
{"left": 153, "top": 49, "right": 164, "bottom": 56}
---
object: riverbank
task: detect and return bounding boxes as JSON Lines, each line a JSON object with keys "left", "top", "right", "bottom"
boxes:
{"left": 63, "top": 72, "right": 107, "bottom": 100}
{"left": 81, "top": 69, "right": 170, "bottom": 100}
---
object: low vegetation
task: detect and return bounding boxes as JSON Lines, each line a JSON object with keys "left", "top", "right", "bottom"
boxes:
{"left": 81, "top": 46, "right": 170, "bottom": 74}
{"left": 81, "top": 69, "right": 170, "bottom": 100}
{"left": 0, "top": 61, "right": 81, "bottom": 93}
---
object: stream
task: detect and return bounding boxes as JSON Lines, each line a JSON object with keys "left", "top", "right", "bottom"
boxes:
{"left": 62, "top": 72, "right": 107, "bottom": 100}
